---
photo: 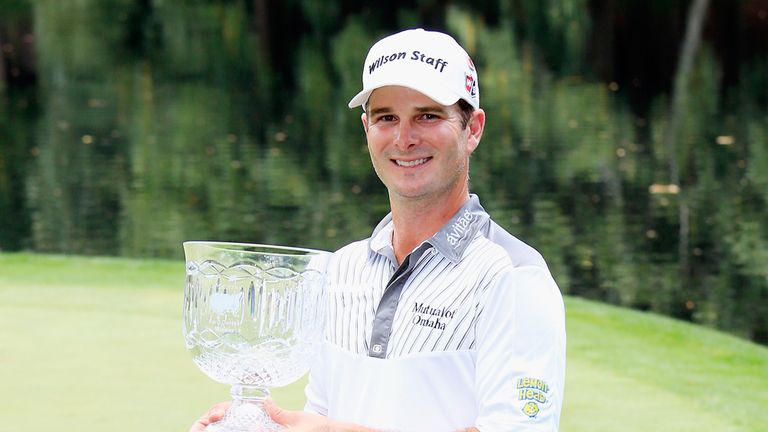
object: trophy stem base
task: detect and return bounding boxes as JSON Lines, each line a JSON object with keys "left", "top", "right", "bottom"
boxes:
{"left": 205, "top": 385, "right": 280, "bottom": 432}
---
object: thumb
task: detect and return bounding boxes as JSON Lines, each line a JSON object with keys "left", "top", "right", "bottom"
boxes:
{"left": 263, "top": 398, "right": 295, "bottom": 426}
{"left": 208, "top": 402, "right": 230, "bottom": 421}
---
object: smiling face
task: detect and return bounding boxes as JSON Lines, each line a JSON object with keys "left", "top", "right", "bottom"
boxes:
{"left": 362, "top": 86, "right": 484, "bottom": 208}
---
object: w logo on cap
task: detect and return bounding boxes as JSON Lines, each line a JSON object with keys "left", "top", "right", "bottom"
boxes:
{"left": 465, "top": 56, "right": 478, "bottom": 99}
{"left": 465, "top": 73, "right": 477, "bottom": 98}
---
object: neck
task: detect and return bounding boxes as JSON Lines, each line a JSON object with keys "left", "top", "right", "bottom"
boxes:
{"left": 389, "top": 187, "right": 470, "bottom": 264}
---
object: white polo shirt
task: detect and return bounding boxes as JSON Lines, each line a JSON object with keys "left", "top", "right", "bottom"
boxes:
{"left": 305, "top": 195, "right": 566, "bottom": 431}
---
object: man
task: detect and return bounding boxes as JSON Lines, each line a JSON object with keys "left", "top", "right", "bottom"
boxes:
{"left": 192, "top": 28, "right": 565, "bottom": 431}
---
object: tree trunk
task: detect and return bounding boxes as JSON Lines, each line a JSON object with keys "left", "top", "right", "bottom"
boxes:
{"left": 665, "top": 0, "right": 710, "bottom": 298}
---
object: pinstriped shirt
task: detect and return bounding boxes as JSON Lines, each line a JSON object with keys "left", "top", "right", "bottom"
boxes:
{"left": 307, "top": 194, "right": 566, "bottom": 430}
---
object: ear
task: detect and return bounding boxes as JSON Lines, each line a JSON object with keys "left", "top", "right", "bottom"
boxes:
{"left": 466, "top": 108, "right": 485, "bottom": 154}
{"left": 361, "top": 112, "right": 369, "bottom": 134}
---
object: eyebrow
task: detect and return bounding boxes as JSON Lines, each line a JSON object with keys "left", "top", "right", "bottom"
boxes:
{"left": 367, "top": 107, "right": 392, "bottom": 117}
{"left": 368, "top": 105, "right": 448, "bottom": 116}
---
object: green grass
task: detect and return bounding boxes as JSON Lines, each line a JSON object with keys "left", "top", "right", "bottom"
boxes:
{"left": 1, "top": 253, "right": 766, "bottom": 431}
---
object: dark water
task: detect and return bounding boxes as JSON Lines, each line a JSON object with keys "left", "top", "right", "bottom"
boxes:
{"left": 1, "top": 1, "right": 767, "bottom": 342}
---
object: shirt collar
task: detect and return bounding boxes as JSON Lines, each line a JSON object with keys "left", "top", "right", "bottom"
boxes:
{"left": 367, "top": 194, "right": 491, "bottom": 265}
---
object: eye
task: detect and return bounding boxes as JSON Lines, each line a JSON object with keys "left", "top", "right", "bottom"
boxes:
{"left": 419, "top": 113, "right": 440, "bottom": 121}
{"left": 374, "top": 114, "right": 397, "bottom": 123}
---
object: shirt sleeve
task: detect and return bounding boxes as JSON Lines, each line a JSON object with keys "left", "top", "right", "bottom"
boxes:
{"left": 474, "top": 265, "right": 566, "bottom": 431}
{"left": 303, "top": 341, "right": 329, "bottom": 415}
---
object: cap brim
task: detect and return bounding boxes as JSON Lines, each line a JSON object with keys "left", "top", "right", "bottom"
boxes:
{"left": 348, "top": 81, "right": 461, "bottom": 110}
{"left": 348, "top": 89, "right": 373, "bottom": 109}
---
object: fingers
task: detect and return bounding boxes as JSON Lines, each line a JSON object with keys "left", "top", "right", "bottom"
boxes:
{"left": 207, "top": 401, "right": 230, "bottom": 421}
{"left": 188, "top": 401, "right": 231, "bottom": 432}
{"left": 264, "top": 399, "right": 333, "bottom": 431}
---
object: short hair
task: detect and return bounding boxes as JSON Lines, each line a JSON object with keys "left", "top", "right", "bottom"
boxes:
{"left": 457, "top": 99, "right": 475, "bottom": 129}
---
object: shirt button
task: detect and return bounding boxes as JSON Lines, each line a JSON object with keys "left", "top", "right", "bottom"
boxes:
{"left": 372, "top": 344, "right": 383, "bottom": 354}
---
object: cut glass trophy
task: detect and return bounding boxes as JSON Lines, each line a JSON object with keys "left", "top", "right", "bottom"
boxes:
{"left": 183, "top": 241, "right": 330, "bottom": 431}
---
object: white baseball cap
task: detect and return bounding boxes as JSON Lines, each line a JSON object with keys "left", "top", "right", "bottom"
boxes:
{"left": 348, "top": 28, "right": 480, "bottom": 110}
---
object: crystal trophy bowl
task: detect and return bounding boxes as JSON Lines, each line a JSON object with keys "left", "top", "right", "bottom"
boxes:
{"left": 183, "top": 241, "right": 330, "bottom": 431}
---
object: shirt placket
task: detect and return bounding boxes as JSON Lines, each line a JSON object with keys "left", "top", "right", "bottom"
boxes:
{"left": 368, "top": 243, "right": 434, "bottom": 358}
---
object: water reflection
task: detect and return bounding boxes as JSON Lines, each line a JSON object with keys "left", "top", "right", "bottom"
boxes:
{"left": 2, "top": 1, "right": 768, "bottom": 343}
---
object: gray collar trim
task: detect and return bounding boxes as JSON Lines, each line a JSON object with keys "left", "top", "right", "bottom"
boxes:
{"left": 367, "top": 194, "right": 491, "bottom": 265}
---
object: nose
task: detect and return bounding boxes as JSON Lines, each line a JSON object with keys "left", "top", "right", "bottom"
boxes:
{"left": 393, "top": 119, "right": 417, "bottom": 150}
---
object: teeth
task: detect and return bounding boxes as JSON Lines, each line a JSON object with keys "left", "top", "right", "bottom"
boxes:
{"left": 396, "top": 158, "right": 428, "bottom": 167}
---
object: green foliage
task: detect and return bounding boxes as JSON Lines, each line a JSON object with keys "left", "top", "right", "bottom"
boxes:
{"left": 323, "top": 20, "right": 376, "bottom": 182}
{"left": 1, "top": 0, "right": 767, "bottom": 343}
{"left": 507, "top": 0, "right": 591, "bottom": 74}
{"left": 460, "top": 15, "right": 524, "bottom": 185}
{"left": 529, "top": 199, "right": 574, "bottom": 291}
{"left": 746, "top": 118, "right": 768, "bottom": 201}
{"left": 0, "top": 92, "right": 34, "bottom": 250}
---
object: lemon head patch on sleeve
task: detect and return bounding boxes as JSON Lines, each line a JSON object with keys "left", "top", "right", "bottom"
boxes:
{"left": 517, "top": 377, "right": 550, "bottom": 418}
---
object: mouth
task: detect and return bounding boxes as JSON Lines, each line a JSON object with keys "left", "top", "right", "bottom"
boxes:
{"left": 393, "top": 157, "right": 431, "bottom": 167}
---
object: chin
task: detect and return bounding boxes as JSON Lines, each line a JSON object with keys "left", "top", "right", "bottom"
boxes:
{"left": 391, "top": 188, "right": 436, "bottom": 201}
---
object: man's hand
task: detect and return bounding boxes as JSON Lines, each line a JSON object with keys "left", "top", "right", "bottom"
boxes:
{"left": 264, "top": 399, "right": 384, "bottom": 432}
{"left": 188, "top": 401, "right": 230, "bottom": 432}
{"left": 263, "top": 399, "right": 332, "bottom": 431}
